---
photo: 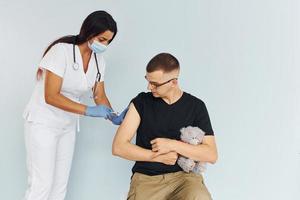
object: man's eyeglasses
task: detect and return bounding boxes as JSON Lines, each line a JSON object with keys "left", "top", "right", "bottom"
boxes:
{"left": 144, "top": 76, "right": 178, "bottom": 88}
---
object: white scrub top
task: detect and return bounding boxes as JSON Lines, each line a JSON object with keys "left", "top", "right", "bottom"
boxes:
{"left": 23, "top": 43, "right": 106, "bottom": 129}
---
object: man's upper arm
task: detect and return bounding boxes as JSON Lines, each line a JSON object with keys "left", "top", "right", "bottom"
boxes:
{"left": 113, "top": 102, "right": 141, "bottom": 144}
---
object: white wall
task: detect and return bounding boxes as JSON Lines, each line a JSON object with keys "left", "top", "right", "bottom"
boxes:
{"left": 0, "top": 0, "right": 299, "bottom": 199}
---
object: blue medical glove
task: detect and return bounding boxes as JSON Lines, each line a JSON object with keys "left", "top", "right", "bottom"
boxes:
{"left": 85, "top": 105, "right": 114, "bottom": 119}
{"left": 110, "top": 107, "right": 129, "bottom": 125}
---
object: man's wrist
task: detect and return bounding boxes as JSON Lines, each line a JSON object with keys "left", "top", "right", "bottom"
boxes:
{"left": 149, "top": 151, "right": 159, "bottom": 162}
{"left": 170, "top": 139, "right": 179, "bottom": 152}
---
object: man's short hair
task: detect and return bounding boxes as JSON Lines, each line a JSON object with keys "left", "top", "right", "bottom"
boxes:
{"left": 146, "top": 53, "right": 180, "bottom": 73}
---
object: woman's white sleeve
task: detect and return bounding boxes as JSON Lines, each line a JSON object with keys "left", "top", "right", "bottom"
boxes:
{"left": 39, "top": 43, "right": 66, "bottom": 78}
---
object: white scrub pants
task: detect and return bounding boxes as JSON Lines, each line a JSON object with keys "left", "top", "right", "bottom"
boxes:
{"left": 23, "top": 121, "right": 76, "bottom": 200}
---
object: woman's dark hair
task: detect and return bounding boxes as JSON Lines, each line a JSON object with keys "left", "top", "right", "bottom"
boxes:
{"left": 37, "top": 10, "right": 117, "bottom": 79}
{"left": 146, "top": 53, "right": 180, "bottom": 73}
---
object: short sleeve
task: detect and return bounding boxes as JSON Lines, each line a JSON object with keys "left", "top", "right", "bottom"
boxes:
{"left": 39, "top": 43, "right": 66, "bottom": 78}
{"left": 193, "top": 101, "right": 214, "bottom": 136}
{"left": 130, "top": 92, "right": 145, "bottom": 118}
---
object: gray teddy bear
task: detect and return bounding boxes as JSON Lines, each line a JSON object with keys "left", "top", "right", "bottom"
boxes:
{"left": 177, "top": 126, "right": 206, "bottom": 174}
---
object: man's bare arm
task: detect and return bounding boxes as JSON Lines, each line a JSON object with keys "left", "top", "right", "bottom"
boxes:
{"left": 151, "top": 136, "right": 218, "bottom": 164}
{"left": 112, "top": 103, "right": 178, "bottom": 165}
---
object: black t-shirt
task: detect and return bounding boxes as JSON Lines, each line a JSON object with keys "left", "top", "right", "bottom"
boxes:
{"left": 131, "top": 92, "right": 214, "bottom": 176}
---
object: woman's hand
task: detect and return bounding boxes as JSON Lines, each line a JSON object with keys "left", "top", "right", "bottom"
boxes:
{"left": 110, "top": 107, "right": 129, "bottom": 125}
{"left": 85, "top": 104, "right": 114, "bottom": 118}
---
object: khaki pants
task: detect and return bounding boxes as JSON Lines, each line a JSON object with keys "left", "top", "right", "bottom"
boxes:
{"left": 127, "top": 171, "right": 212, "bottom": 200}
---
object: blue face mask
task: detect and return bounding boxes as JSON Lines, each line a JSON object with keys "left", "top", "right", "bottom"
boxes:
{"left": 88, "top": 40, "right": 107, "bottom": 54}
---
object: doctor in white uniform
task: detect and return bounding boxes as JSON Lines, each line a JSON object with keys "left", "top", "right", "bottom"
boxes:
{"left": 22, "top": 11, "right": 127, "bottom": 200}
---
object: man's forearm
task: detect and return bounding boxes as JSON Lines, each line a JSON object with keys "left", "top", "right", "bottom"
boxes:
{"left": 171, "top": 140, "right": 217, "bottom": 164}
{"left": 112, "top": 142, "right": 156, "bottom": 162}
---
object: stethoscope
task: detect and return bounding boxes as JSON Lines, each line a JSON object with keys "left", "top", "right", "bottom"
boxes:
{"left": 72, "top": 42, "right": 101, "bottom": 83}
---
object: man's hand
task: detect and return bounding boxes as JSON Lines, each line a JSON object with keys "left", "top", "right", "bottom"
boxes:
{"left": 152, "top": 151, "right": 178, "bottom": 165}
{"left": 150, "top": 138, "right": 176, "bottom": 156}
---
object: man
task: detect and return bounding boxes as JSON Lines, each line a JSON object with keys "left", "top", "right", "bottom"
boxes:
{"left": 112, "top": 53, "right": 218, "bottom": 200}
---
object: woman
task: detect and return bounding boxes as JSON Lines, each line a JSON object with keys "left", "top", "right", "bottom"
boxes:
{"left": 23, "top": 11, "right": 127, "bottom": 200}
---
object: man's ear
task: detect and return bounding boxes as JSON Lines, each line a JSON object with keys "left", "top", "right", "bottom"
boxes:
{"left": 171, "top": 79, "right": 178, "bottom": 87}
